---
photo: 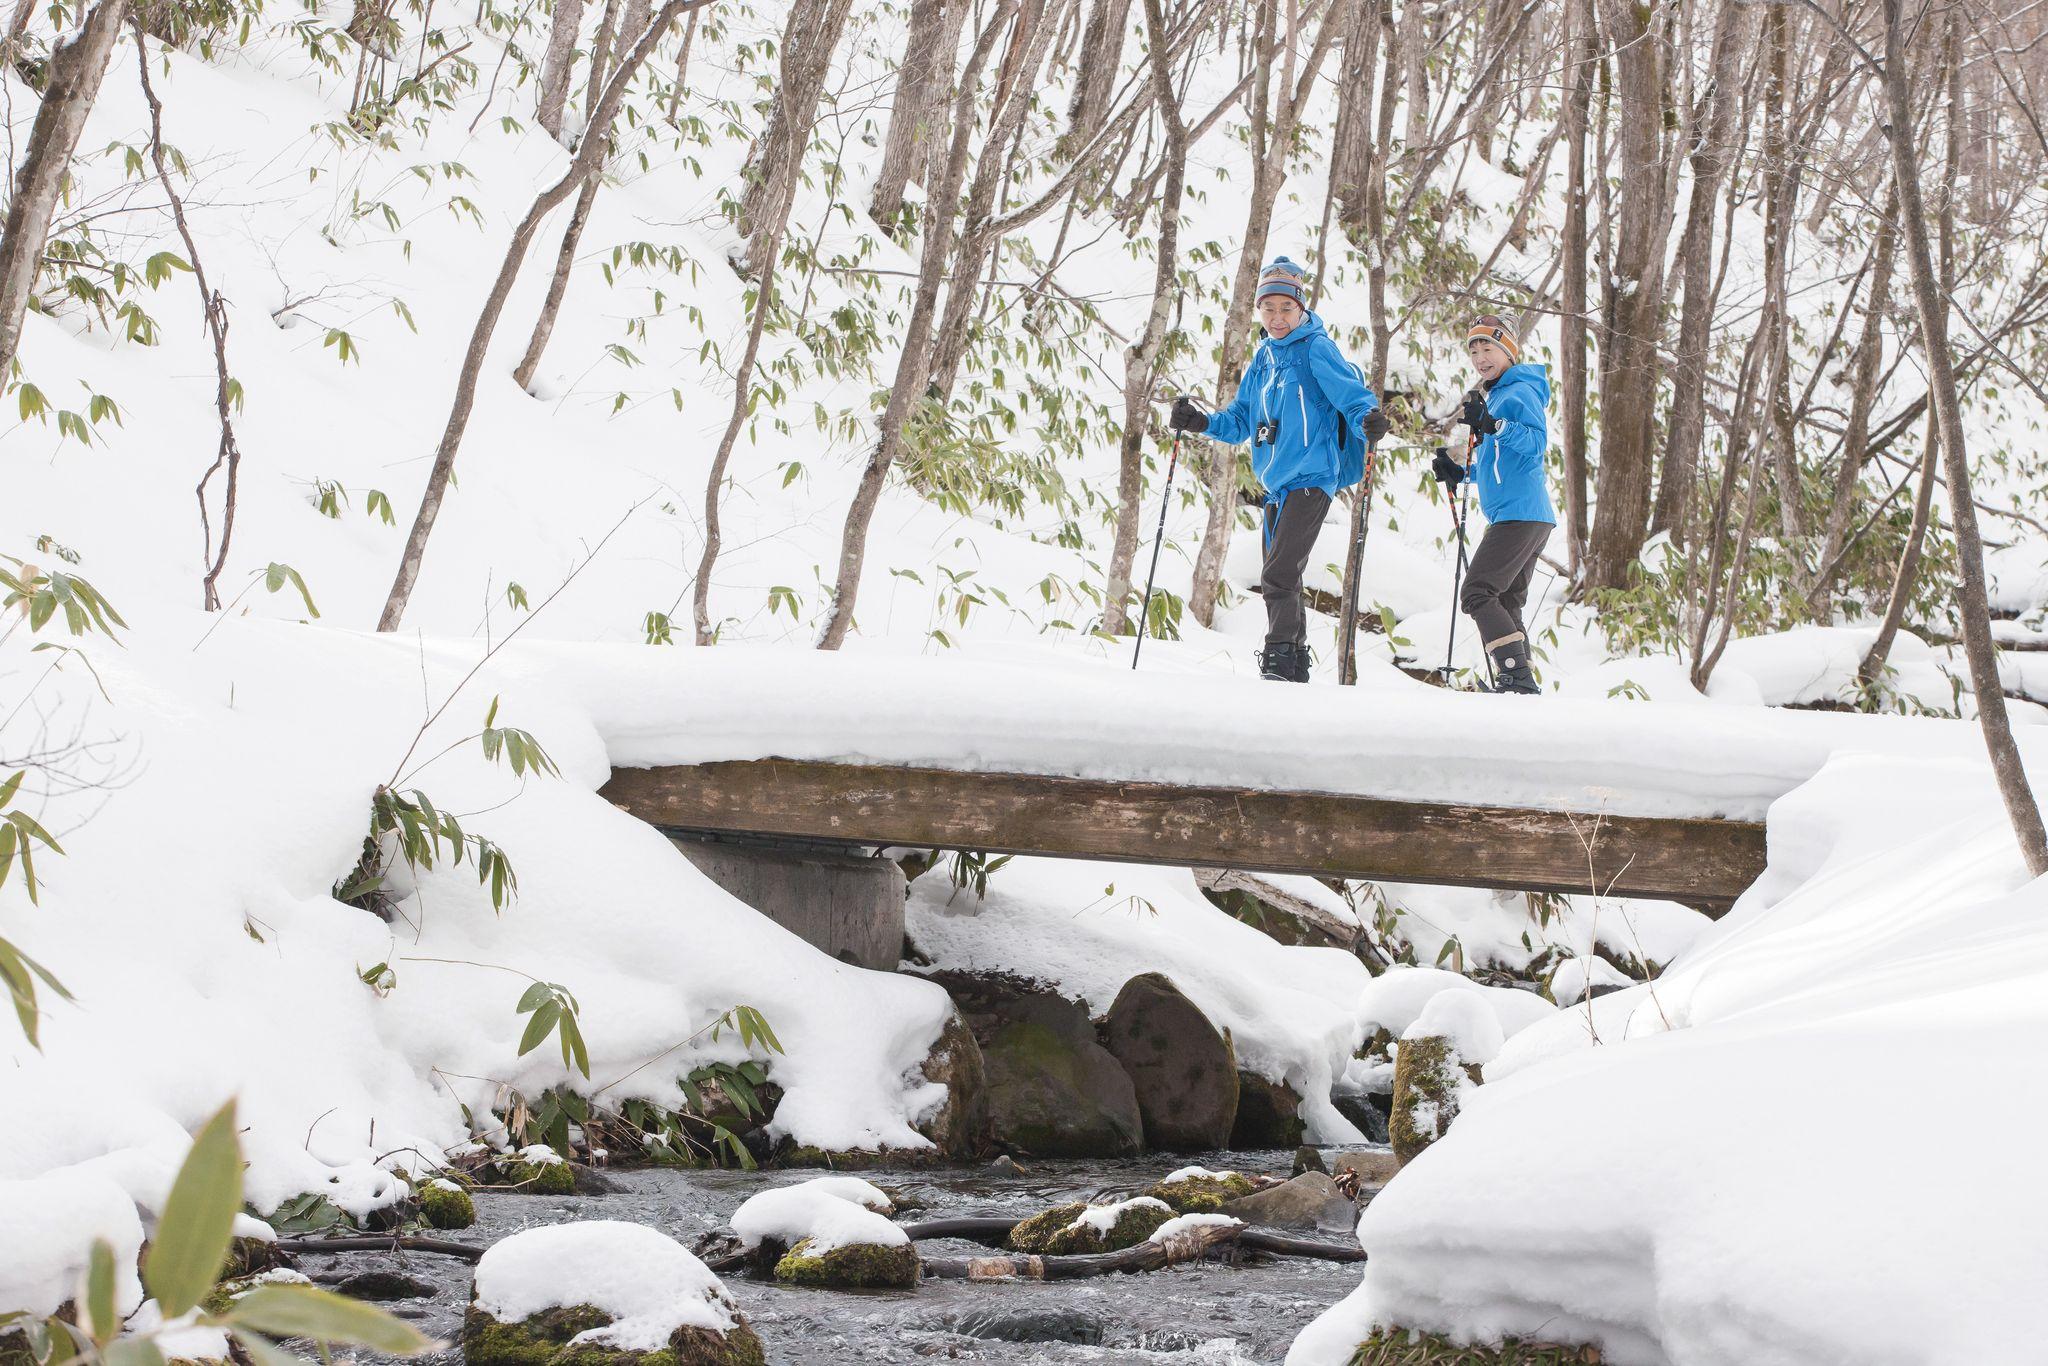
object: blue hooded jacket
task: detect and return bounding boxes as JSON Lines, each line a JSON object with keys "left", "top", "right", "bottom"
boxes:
{"left": 1204, "top": 311, "right": 1380, "bottom": 503}
{"left": 1468, "top": 362, "right": 1556, "bottom": 525}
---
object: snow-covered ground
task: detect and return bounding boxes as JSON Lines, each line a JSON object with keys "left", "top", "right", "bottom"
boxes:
{"left": 1291, "top": 747, "right": 2048, "bottom": 1365}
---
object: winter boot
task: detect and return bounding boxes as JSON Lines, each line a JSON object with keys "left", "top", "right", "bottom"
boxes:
{"left": 1488, "top": 638, "right": 1540, "bottom": 694}
{"left": 1258, "top": 641, "right": 1310, "bottom": 683}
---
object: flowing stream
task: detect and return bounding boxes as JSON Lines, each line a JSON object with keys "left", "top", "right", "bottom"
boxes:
{"left": 331, "top": 1149, "right": 1382, "bottom": 1364}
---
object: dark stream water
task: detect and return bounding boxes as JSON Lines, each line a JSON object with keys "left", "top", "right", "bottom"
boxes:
{"left": 329, "top": 1149, "right": 1382, "bottom": 1365}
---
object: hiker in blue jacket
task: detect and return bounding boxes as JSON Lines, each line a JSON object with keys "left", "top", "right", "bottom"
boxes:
{"left": 1168, "top": 257, "right": 1388, "bottom": 682}
{"left": 1431, "top": 314, "right": 1556, "bottom": 694}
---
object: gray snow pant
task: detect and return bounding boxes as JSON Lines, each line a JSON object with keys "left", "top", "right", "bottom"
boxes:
{"left": 1461, "top": 519, "right": 1552, "bottom": 651}
{"left": 1261, "top": 487, "right": 1331, "bottom": 646}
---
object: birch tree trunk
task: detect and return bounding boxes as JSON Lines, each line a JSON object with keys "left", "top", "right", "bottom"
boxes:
{"left": 0, "top": 0, "right": 131, "bottom": 380}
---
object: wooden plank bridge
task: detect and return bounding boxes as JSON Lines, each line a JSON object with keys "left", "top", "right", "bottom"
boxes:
{"left": 602, "top": 758, "right": 1770, "bottom": 913}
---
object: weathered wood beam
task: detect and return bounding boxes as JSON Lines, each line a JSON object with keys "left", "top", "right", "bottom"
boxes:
{"left": 602, "top": 760, "right": 1766, "bottom": 911}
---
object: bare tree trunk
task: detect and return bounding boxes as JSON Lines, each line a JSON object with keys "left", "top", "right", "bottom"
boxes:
{"left": 662, "top": 7, "right": 700, "bottom": 121}
{"left": 1582, "top": 0, "right": 1674, "bottom": 590}
{"left": 1877, "top": 0, "right": 2047, "bottom": 872}
{"left": 0, "top": 0, "right": 131, "bottom": 379}
{"left": 511, "top": 163, "right": 604, "bottom": 391}
{"left": 535, "top": 0, "right": 586, "bottom": 141}
{"left": 134, "top": 24, "right": 243, "bottom": 611}
{"left": 1187, "top": 0, "right": 1337, "bottom": 625}
{"left": 737, "top": 0, "right": 855, "bottom": 273}
{"left": 378, "top": 0, "right": 708, "bottom": 632}
{"left": 1859, "top": 420, "right": 1936, "bottom": 684}
{"left": 869, "top": 0, "right": 956, "bottom": 234}
{"left": 693, "top": 222, "right": 787, "bottom": 645}
{"left": 1063, "top": 0, "right": 1131, "bottom": 153}
{"left": 579, "top": 0, "right": 623, "bottom": 125}
{"left": 1556, "top": 0, "right": 1591, "bottom": 577}
{"left": 1806, "top": 209, "right": 1896, "bottom": 617}
{"left": 1102, "top": 0, "right": 1190, "bottom": 637}
{"left": 1651, "top": 0, "right": 1744, "bottom": 545}
{"left": 1328, "top": 0, "right": 1376, "bottom": 236}
{"left": 814, "top": 11, "right": 1011, "bottom": 650}
{"left": 1759, "top": 4, "right": 1805, "bottom": 563}
{"left": 923, "top": 0, "right": 1062, "bottom": 400}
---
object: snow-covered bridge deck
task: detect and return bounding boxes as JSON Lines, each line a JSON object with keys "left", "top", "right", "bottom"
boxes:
{"left": 525, "top": 646, "right": 2032, "bottom": 914}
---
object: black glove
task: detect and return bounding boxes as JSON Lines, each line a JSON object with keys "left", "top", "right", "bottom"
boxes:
{"left": 1462, "top": 390, "right": 1498, "bottom": 435}
{"left": 1362, "top": 407, "right": 1391, "bottom": 444}
{"left": 1431, "top": 450, "right": 1466, "bottom": 487}
{"left": 1169, "top": 396, "right": 1208, "bottom": 433}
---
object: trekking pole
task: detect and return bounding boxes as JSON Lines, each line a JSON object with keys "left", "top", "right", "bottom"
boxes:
{"left": 1441, "top": 444, "right": 1467, "bottom": 686}
{"left": 1335, "top": 436, "right": 1380, "bottom": 687}
{"left": 1132, "top": 415, "right": 1196, "bottom": 670}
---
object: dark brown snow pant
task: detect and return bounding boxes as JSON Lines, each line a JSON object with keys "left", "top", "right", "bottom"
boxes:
{"left": 1261, "top": 487, "right": 1331, "bottom": 646}
{"left": 1461, "top": 520, "right": 1552, "bottom": 651}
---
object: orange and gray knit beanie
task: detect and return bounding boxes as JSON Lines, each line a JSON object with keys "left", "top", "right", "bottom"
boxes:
{"left": 1467, "top": 313, "right": 1521, "bottom": 362}
{"left": 1255, "top": 256, "right": 1309, "bottom": 307}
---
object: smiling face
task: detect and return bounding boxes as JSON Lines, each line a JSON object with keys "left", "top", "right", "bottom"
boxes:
{"left": 1468, "top": 337, "right": 1512, "bottom": 384}
{"left": 1258, "top": 294, "right": 1304, "bottom": 339}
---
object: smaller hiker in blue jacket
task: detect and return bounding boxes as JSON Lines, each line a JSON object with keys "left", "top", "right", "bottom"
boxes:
{"left": 1168, "top": 257, "right": 1389, "bottom": 682}
{"left": 1431, "top": 314, "right": 1555, "bottom": 694}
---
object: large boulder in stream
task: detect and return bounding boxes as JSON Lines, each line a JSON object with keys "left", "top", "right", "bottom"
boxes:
{"left": 1099, "top": 973, "right": 1238, "bottom": 1151}
{"left": 1220, "top": 1171, "right": 1356, "bottom": 1232}
{"left": 918, "top": 972, "right": 1143, "bottom": 1157}
{"left": 1230, "top": 1071, "right": 1307, "bottom": 1149}
{"left": 915, "top": 1009, "right": 993, "bottom": 1158}
{"left": 463, "top": 1221, "right": 763, "bottom": 1366}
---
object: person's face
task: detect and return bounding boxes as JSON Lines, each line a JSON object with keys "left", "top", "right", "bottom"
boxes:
{"left": 1258, "top": 294, "right": 1304, "bottom": 339}
{"left": 1468, "top": 337, "right": 1511, "bottom": 383}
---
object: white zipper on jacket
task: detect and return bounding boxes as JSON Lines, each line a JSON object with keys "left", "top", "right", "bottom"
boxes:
{"left": 1298, "top": 386, "right": 1308, "bottom": 447}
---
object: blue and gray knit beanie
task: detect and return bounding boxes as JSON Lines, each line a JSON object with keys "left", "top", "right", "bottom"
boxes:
{"left": 1255, "top": 256, "right": 1309, "bottom": 306}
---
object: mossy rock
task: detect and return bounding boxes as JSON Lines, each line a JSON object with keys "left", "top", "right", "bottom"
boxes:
{"left": 1230, "top": 1071, "right": 1307, "bottom": 1149}
{"left": 771, "top": 1238, "right": 919, "bottom": 1289}
{"left": 203, "top": 1271, "right": 311, "bottom": 1318}
{"left": 421, "top": 1180, "right": 477, "bottom": 1229}
{"left": 1389, "top": 1036, "right": 1482, "bottom": 1167}
{"left": 1144, "top": 1172, "right": 1258, "bottom": 1213}
{"left": 485, "top": 1158, "right": 577, "bottom": 1195}
{"left": 1007, "top": 1199, "right": 1173, "bottom": 1255}
{"left": 1349, "top": 1329, "right": 1603, "bottom": 1364}
{"left": 770, "top": 1143, "right": 944, "bottom": 1171}
{"left": 461, "top": 1304, "right": 765, "bottom": 1366}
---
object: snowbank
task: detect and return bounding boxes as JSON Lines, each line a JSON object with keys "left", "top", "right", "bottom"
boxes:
{"left": 1355, "top": 967, "right": 1554, "bottom": 1047}
{"left": 472, "top": 1221, "right": 739, "bottom": 1345}
{"left": 1292, "top": 749, "right": 2048, "bottom": 1365}
{"left": 1, "top": 614, "right": 957, "bottom": 1221}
